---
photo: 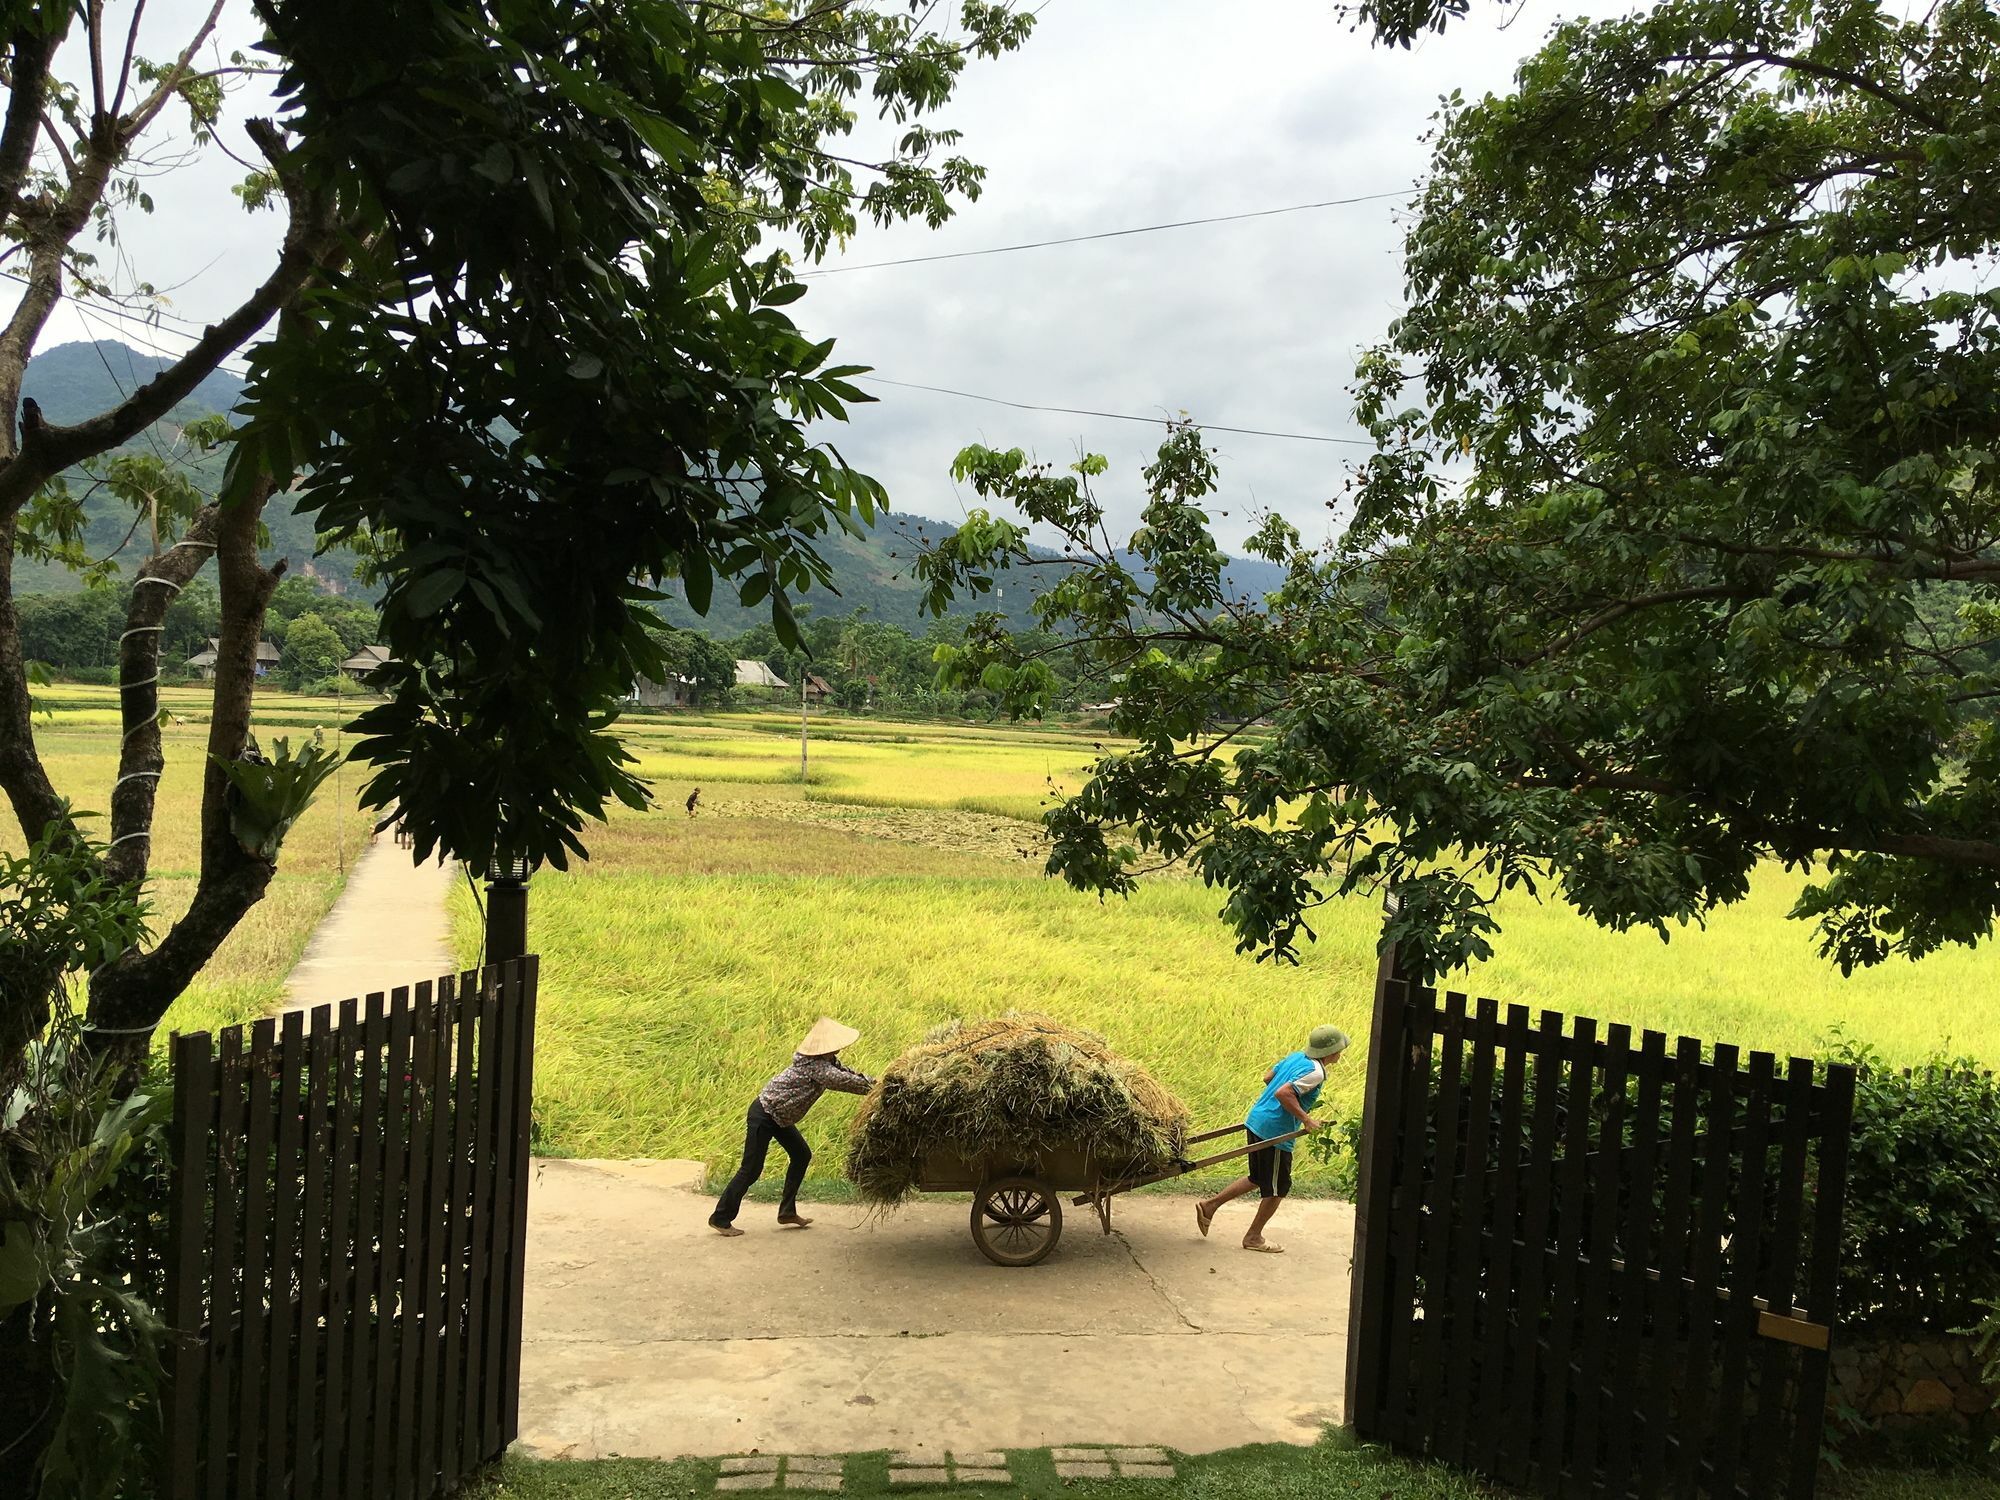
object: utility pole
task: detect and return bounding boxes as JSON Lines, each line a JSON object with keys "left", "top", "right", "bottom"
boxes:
{"left": 800, "top": 668, "right": 809, "bottom": 781}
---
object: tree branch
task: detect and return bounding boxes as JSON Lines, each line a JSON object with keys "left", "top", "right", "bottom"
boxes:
{"left": 117, "top": 0, "right": 226, "bottom": 140}
{"left": 0, "top": 518, "right": 72, "bottom": 843}
{"left": 109, "top": 0, "right": 147, "bottom": 123}
{"left": 0, "top": 16, "right": 63, "bottom": 239}
{"left": 0, "top": 118, "right": 341, "bottom": 519}
{"left": 1519, "top": 583, "right": 1761, "bottom": 665}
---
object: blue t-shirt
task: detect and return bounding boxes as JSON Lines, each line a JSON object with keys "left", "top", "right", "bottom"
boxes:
{"left": 1245, "top": 1050, "right": 1324, "bottom": 1151}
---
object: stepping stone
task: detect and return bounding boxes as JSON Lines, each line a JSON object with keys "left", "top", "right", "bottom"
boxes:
{"left": 1054, "top": 1462, "right": 1115, "bottom": 1480}
{"left": 956, "top": 1468, "right": 1010, "bottom": 1484}
{"left": 788, "top": 1458, "right": 842, "bottom": 1474}
{"left": 722, "top": 1457, "right": 780, "bottom": 1474}
{"left": 718, "top": 1475, "right": 778, "bottom": 1491}
{"left": 951, "top": 1452, "right": 1006, "bottom": 1469}
{"left": 1119, "top": 1464, "right": 1175, "bottom": 1480}
{"left": 785, "top": 1475, "right": 842, "bottom": 1492}
{"left": 1051, "top": 1450, "right": 1105, "bottom": 1462}
{"left": 890, "top": 1468, "right": 952, "bottom": 1486}
{"left": 890, "top": 1451, "right": 934, "bottom": 1466}
{"left": 1111, "top": 1450, "right": 1170, "bottom": 1466}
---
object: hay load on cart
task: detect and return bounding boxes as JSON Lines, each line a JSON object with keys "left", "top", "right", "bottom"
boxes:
{"left": 845, "top": 1013, "right": 1199, "bottom": 1265}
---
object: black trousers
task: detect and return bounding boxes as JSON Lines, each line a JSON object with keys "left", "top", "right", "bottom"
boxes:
{"left": 709, "top": 1099, "right": 811, "bottom": 1226}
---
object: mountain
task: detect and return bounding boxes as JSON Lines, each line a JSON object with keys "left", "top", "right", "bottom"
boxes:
{"left": 12, "top": 339, "right": 1288, "bottom": 628}
{"left": 649, "top": 511, "right": 1289, "bottom": 635}
{"left": 22, "top": 338, "right": 247, "bottom": 427}
{"left": 13, "top": 341, "right": 376, "bottom": 599}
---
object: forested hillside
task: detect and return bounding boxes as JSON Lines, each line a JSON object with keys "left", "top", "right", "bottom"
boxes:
{"left": 16, "top": 340, "right": 1286, "bottom": 627}
{"left": 15, "top": 340, "right": 378, "bottom": 598}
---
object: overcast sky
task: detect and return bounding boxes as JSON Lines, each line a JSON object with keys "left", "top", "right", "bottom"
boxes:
{"left": 22, "top": 0, "right": 1623, "bottom": 554}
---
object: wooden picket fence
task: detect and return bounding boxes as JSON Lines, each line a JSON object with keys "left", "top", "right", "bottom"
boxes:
{"left": 1346, "top": 981, "right": 1856, "bottom": 1499}
{"left": 166, "top": 957, "right": 539, "bottom": 1500}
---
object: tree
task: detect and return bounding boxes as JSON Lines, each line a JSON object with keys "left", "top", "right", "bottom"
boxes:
{"left": 279, "top": 611, "right": 340, "bottom": 690}
{"left": 0, "top": 0, "right": 1035, "bottom": 1077}
{"left": 316, "top": 600, "right": 379, "bottom": 657}
{"left": 919, "top": 0, "right": 2000, "bottom": 977}
{"left": 648, "top": 622, "right": 736, "bottom": 706}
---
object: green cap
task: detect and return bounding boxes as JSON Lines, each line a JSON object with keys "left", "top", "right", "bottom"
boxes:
{"left": 1306, "top": 1025, "right": 1350, "bottom": 1060}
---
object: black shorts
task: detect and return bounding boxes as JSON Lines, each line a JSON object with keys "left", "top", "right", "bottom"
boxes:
{"left": 1245, "top": 1128, "right": 1292, "bottom": 1199}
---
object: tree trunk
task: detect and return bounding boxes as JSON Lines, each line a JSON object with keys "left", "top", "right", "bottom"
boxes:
{"left": 83, "top": 481, "right": 283, "bottom": 1068}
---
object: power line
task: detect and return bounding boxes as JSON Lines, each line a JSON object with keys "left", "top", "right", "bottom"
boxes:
{"left": 859, "top": 374, "right": 1373, "bottom": 446}
{"left": 797, "top": 188, "right": 1412, "bottom": 277}
{"left": 1, "top": 272, "right": 257, "bottom": 378}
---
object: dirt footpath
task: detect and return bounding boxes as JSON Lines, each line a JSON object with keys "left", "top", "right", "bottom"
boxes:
{"left": 516, "top": 1159, "right": 1352, "bottom": 1461}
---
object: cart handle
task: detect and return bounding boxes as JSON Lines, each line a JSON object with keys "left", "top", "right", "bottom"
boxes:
{"left": 1072, "top": 1124, "right": 1313, "bottom": 1204}
{"left": 1185, "top": 1123, "right": 1244, "bottom": 1146}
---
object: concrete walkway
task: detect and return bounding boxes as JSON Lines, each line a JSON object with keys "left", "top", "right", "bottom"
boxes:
{"left": 281, "top": 834, "right": 457, "bottom": 1012}
{"left": 517, "top": 1159, "right": 1352, "bottom": 1462}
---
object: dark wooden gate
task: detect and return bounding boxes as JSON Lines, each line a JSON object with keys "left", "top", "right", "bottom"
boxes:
{"left": 166, "top": 957, "right": 539, "bottom": 1500}
{"left": 1344, "top": 974, "right": 1856, "bottom": 1499}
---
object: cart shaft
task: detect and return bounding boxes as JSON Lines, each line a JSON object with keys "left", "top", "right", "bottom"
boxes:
{"left": 1072, "top": 1124, "right": 1312, "bottom": 1204}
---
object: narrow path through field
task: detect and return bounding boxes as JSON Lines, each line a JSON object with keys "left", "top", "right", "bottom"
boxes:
{"left": 517, "top": 1159, "right": 1352, "bottom": 1461}
{"left": 280, "top": 832, "right": 457, "bottom": 1013}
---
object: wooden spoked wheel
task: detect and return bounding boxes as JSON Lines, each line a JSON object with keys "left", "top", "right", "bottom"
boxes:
{"left": 970, "top": 1176, "right": 1063, "bottom": 1267}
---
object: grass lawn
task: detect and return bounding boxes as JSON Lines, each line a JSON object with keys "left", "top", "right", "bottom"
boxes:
{"left": 459, "top": 1432, "right": 1998, "bottom": 1500}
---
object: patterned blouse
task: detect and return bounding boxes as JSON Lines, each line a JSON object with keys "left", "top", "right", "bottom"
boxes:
{"left": 757, "top": 1052, "right": 874, "bottom": 1126}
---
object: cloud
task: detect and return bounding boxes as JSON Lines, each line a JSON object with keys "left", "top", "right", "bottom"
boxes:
{"left": 22, "top": 0, "right": 1614, "bottom": 553}
{"left": 788, "top": 1, "right": 1591, "bottom": 552}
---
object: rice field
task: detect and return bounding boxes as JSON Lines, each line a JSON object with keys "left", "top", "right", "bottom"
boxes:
{"left": 442, "top": 705, "right": 2000, "bottom": 1188}
{"left": 22, "top": 686, "right": 2000, "bottom": 1190}
{"left": 9, "top": 684, "right": 378, "bottom": 1040}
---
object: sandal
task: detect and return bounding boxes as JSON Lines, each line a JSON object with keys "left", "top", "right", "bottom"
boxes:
{"left": 1195, "top": 1201, "right": 1214, "bottom": 1238}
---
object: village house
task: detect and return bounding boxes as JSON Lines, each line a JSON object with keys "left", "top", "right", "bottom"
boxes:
{"left": 185, "top": 638, "right": 281, "bottom": 681}
{"left": 341, "top": 644, "right": 397, "bottom": 685}
{"left": 628, "top": 672, "right": 696, "bottom": 708}
{"left": 734, "top": 659, "right": 789, "bottom": 699}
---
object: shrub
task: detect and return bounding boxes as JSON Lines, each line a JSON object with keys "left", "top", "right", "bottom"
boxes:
{"left": 1302, "top": 1110, "right": 1362, "bottom": 1198}
{"left": 1306, "top": 1031, "right": 2000, "bottom": 1331}
{"left": 1832, "top": 1038, "right": 2000, "bottom": 1332}
{"left": 0, "top": 828, "right": 170, "bottom": 1499}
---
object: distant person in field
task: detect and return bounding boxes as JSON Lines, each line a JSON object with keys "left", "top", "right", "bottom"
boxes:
{"left": 1194, "top": 1025, "right": 1349, "bottom": 1253}
{"left": 686, "top": 787, "right": 701, "bottom": 817}
{"left": 709, "top": 1017, "right": 874, "bottom": 1237}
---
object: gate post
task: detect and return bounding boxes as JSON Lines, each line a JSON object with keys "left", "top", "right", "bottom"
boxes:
{"left": 1344, "top": 889, "right": 1418, "bottom": 1433}
{"left": 485, "top": 856, "right": 530, "bottom": 963}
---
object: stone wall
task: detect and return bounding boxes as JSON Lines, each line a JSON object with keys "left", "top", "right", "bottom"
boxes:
{"left": 1829, "top": 1330, "right": 1995, "bottom": 1441}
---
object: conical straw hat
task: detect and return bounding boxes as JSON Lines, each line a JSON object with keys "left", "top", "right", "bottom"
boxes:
{"left": 799, "top": 1016, "right": 860, "bottom": 1056}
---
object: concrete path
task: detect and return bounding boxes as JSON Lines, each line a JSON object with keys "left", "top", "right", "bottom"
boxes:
{"left": 281, "top": 834, "right": 457, "bottom": 1012}
{"left": 517, "top": 1159, "right": 1352, "bottom": 1462}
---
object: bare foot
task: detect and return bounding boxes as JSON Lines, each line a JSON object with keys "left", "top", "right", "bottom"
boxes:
{"left": 1242, "top": 1239, "right": 1285, "bottom": 1254}
{"left": 778, "top": 1213, "right": 814, "bottom": 1229}
{"left": 711, "top": 1222, "right": 745, "bottom": 1237}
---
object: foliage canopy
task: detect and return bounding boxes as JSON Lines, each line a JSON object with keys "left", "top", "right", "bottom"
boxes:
{"left": 0, "top": 0, "right": 1032, "bottom": 1060}
{"left": 921, "top": 0, "right": 2000, "bottom": 976}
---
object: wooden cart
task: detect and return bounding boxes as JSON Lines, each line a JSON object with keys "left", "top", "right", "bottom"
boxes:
{"left": 915, "top": 1120, "right": 1311, "bottom": 1266}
